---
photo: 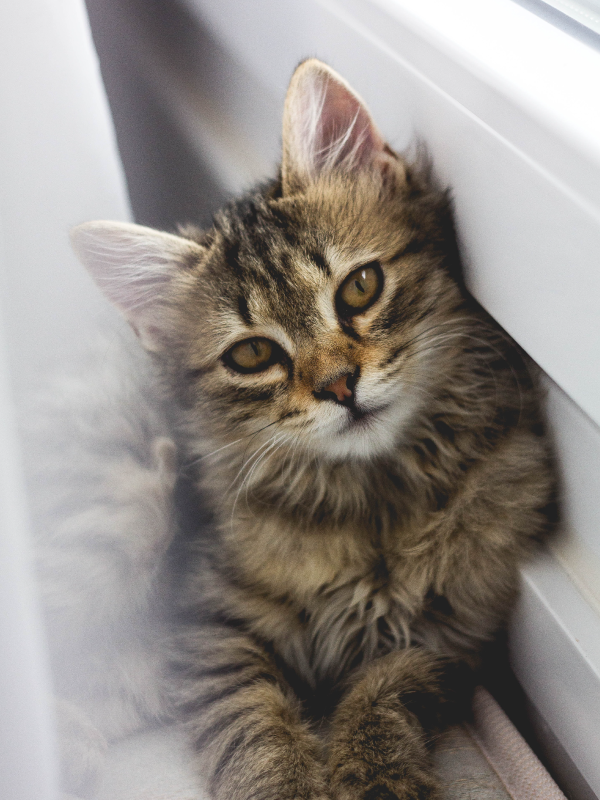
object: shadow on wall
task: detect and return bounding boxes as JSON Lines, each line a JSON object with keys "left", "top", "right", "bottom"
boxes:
{"left": 85, "top": 0, "right": 228, "bottom": 231}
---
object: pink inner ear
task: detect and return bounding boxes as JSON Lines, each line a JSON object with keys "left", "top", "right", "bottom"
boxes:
{"left": 313, "top": 75, "right": 381, "bottom": 171}
{"left": 296, "top": 68, "right": 385, "bottom": 178}
{"left": 283, "top": 61, "right": 398, "bottom": 193}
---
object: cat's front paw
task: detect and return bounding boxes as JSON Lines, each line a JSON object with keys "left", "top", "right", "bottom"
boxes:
{"left": 332, "top": 774, "right": 439, "bottom": 800}
{"left": 328, "top": 671, "right": 442, "bottom": 799}
{"left": 330, "top": 759, "right": 440, "bottom": 800}
{"left": 329, "top": 711, "right": 442, "bottom": 800}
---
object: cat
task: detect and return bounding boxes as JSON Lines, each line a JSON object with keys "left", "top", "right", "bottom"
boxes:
{"left": 32, "top": 58, "right": 555, "bottom": 800}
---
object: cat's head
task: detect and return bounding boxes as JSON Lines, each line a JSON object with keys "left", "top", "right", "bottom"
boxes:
{"left": 72, "top": 60, "right": 464, "bottom": 463}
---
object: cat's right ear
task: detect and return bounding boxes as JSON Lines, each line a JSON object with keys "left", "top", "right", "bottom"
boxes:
{"left": 71, "top": 220, "right": 205, "bottom": 352}
{"left": 281, "top": 59, "right": 402, "bottom": 194}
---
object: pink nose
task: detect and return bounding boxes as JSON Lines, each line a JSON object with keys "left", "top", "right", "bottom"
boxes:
{"left": 324, "top": 374, "right": 353, "bottom": 403}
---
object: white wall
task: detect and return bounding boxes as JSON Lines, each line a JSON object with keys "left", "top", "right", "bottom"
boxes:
{"left": 0, "top": 0, "right": 130, "bottom": 393}
{"left": 0, "top": 1, "right": 130, "bottom": 796}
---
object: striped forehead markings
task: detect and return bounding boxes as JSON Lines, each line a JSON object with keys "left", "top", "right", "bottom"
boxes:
{"left": 309, "top": 251, "right": 331, "bottom": 275}
{"left": 237, "top": 295, "right": 253, "bottom": 326}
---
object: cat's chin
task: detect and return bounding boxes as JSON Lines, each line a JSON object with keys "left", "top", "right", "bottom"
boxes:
{"left": 315, "top": 400, "right": 415, "bottom": 462}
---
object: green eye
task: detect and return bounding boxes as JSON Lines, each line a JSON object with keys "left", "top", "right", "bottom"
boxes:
{"left": 336, "top": 262, "right": 383, "bottom": 316}
{"left": 224, "top": 338, "right": 279, "bottom": 374}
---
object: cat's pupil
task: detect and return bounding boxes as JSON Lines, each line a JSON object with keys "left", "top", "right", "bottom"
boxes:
{"left": 355, "top": 278, "right": 366, "bottom": 293}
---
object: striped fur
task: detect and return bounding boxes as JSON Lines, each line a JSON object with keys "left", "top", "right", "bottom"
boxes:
{"left": 60, "top": 61, "right": 555, "bottom": 799}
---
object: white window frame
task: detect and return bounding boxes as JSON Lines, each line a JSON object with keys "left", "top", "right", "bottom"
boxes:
{"left": 528, "top": 0, "right": 600, "bottom": 35}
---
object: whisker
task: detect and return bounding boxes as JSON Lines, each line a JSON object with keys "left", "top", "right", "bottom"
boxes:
{"left": 244, "top": 433, "right": 289, "bottom": 497}
{"left": 184, "top": 411, "right": 297, "bottom": 470}
{"left": 231, "top": 433, "right": 288, "bottom": 522}
{"left": 383, "top": 321, "right": 524, "bottom": 422}
{"left": 226, "top": 433, "right": 280, "bottom": 495}
{"left": 185, "top": 436, "right": 250, "bottom": 465}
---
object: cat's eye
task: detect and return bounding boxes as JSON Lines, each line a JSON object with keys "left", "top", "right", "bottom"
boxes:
{"left": 224, "top": 338, "right": 280, "bottom": 374}
{"left": 336, "top": 262, "right": 383, "bottom": 317}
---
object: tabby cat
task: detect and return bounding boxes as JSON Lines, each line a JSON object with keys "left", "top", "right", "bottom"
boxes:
{"left": 42, "top": 59, "right": 555, "bottom": 799}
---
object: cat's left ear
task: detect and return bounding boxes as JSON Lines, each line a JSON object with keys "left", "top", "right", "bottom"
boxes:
{"left": 281, "top": 59, "right": 403, "bottom": 194}
{"left": 71, "top": 220, "right": 205, "bottom": 352}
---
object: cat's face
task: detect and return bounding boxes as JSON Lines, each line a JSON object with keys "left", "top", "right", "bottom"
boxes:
{"left": 170, "top": 175, "right": 461, "bottom": 462}
{"left": 72, "top": 60, "right": 464, "bottom": 463}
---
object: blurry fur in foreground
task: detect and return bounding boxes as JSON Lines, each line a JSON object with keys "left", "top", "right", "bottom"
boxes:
{"left": 27, "top": 60, "right": 555, "bottom": 799}
{"left": 22, "top": 332, "right": 177, "bottom": 796}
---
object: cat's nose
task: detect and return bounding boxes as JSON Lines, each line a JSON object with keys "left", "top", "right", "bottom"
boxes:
{"left": 314, "top": 368, "right": 358, "bottom": 406}
{"left": 325, "top": 374, "right": 353, "bottom": 404}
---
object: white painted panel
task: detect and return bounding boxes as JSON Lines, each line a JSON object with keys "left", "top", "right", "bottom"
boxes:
{"left": 510, "top": 553, "right": 600, "bottom": 796}
{"left": 535, "top": 0, "right": 600, "bottom": 35}
{"left": 368, "top": 0, "right": 600, "bottom": 168}
{"left": 546, "top": 379, "right": 600, "bottom": 566}
{"left": 439, "top": 119, "right": 600, "bottom": 428}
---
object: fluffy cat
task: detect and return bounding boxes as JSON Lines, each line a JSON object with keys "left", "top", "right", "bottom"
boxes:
{"left": 34, "top": 59, "right": 555, "bottom": 800}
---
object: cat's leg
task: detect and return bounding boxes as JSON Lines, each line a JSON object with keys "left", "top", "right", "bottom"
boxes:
{"left": 327, "top": 648, "right": 471, "bottom": 800}
{"left": 176, "top": 623, "right": 329, "bottom": 800}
